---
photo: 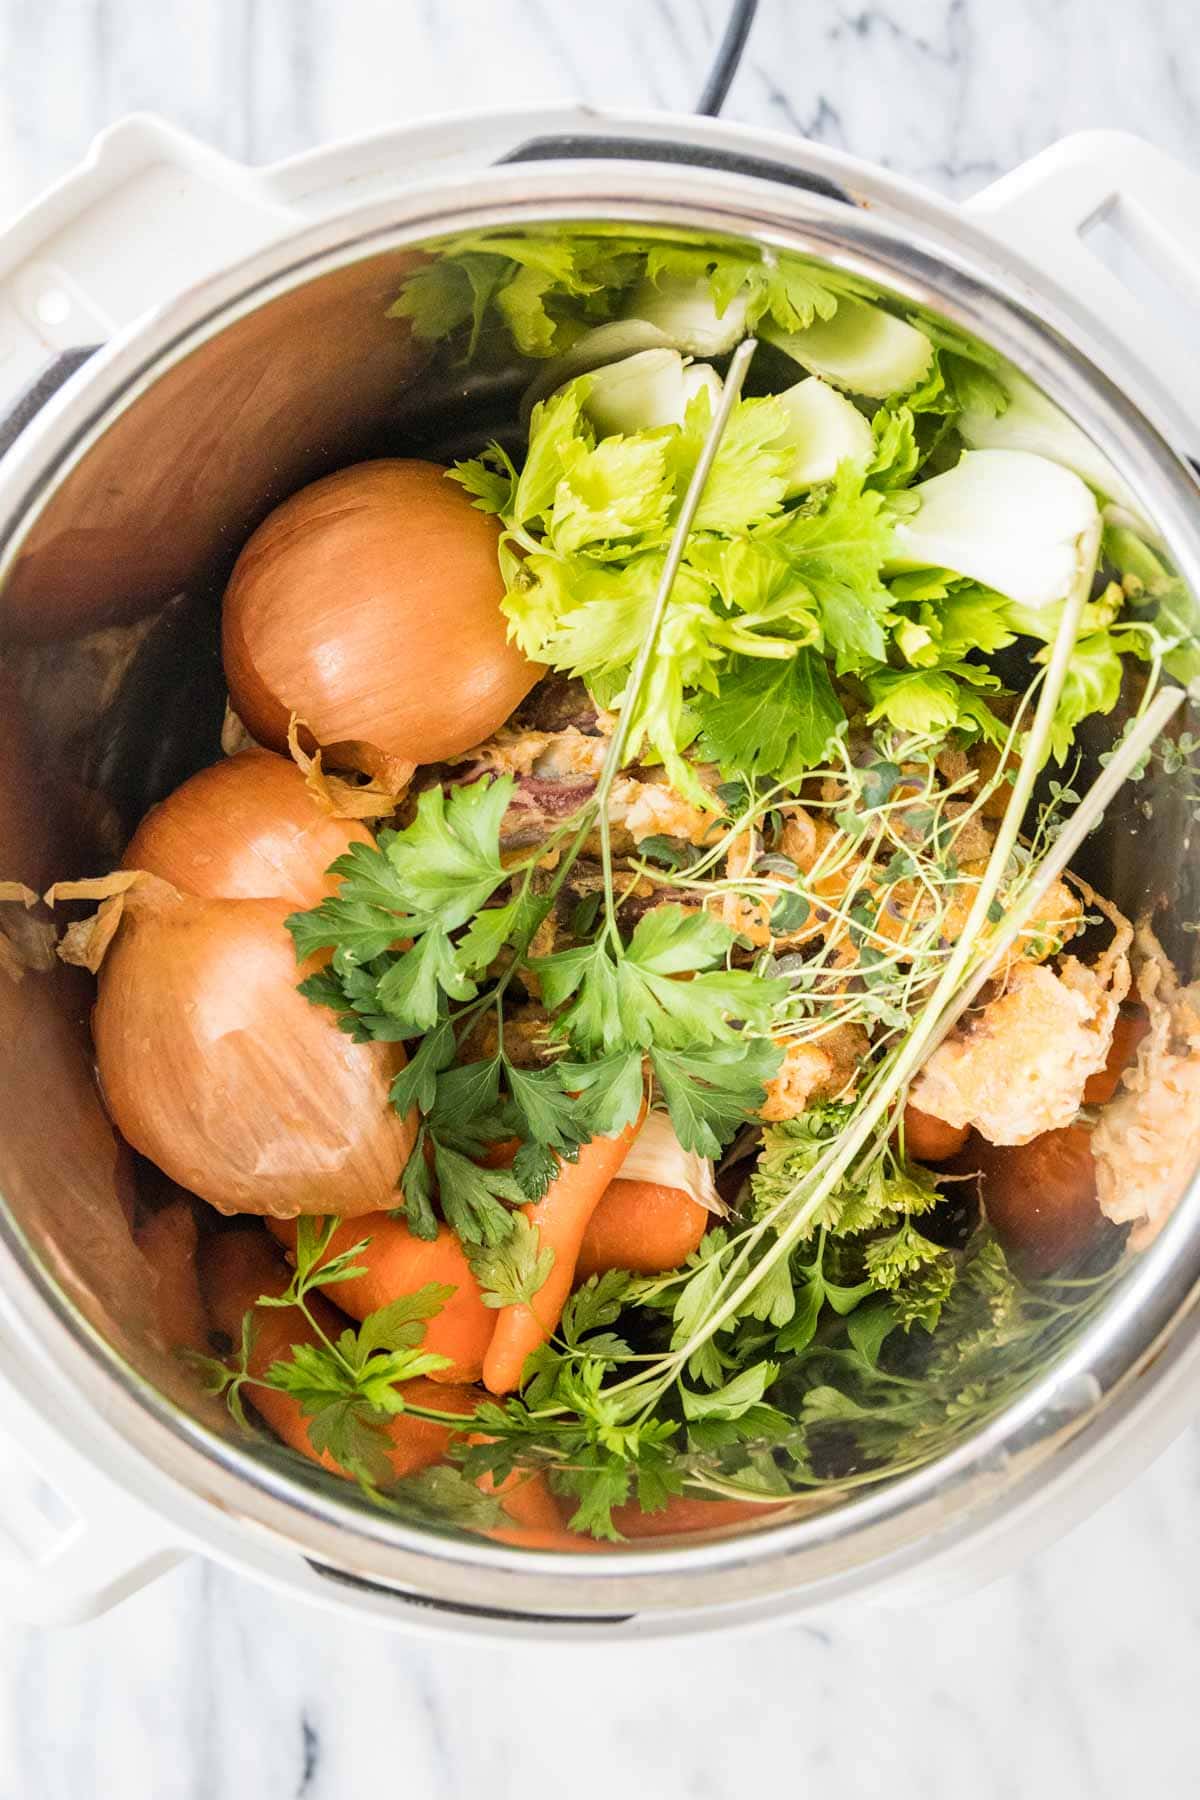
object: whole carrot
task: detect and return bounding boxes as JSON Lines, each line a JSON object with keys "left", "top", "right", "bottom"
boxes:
{"left": 901, "top": 1102, "right": 970, "bottom": 1164}
{"left": 576, "top": 1177, "right": 709, "bottom": 1279}
{"left": 609, "top": 1493, "right": 787, "bottom": 1539}
{"left": 482, "top": 1109, "right": 646, "bottom": 1396}
{"left": 973, "top": 1125, "right": 1103, "bottom": 1276}
{"left": 201, "top": 1231, "right": 476, "bottom": 1478}
{"left": 137, "top": 1194, "right": 212, "bottom": 1356}
{"left": 468, "top": 1435, "right": 574, "bottom": 1550}
{"left": 268, "top": 1213, "right": 494, "bottom": 1383}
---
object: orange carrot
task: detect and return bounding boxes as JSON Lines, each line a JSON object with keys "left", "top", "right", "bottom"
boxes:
{"left": 902, "top": 1102, "right": 970, "bottom": 1164}
{"left": 467, "top": 1432, "right": 572, "bottom": 1549}
{"left": 483, "top": 1109, "right": 646, "bottom": 1396}
{"left": 268, "top": 1213, "right": 494, "bottom": 1383}
{"left": 1082, "top": 1003, "right": 1150, "bottom": 1105}
{"left": 200, "top": 1230, "right": 476, "bottom": 1478}
{"left": 136, "top": 1196, "right": 211, "bottom": 1355}
{"left": 609, "top": 1493, "right": 787, "bottom": 1539}
{"left": 974, "top": 1124, "right": 1103, "bottom": 1275}
{"left": 576, "top": 1178, "right": 709, "bottom": 1279}
{"left": 476, "top": 1137, "right": 522, "bottom": 1170}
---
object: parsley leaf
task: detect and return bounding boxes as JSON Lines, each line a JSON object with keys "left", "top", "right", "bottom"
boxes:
{"left": 384, "top": 778, "right": 513, "bottom": 927}
{"left": 696, "top": 647, "right": 845, "bottom": 783}
{"left": 374, "top": 925, "right": 478, "bottom": 1030}
{"left": 650, "top": 1039, "right": 783, "bottom": 1157}
{"left": 351, "top": 1286, "right": 456, "bottom": 1360}
{"left": 536, "top": 907, "right": 787, "bottom": 1057}
{"left": 554, "top": 1053, "right": 646, "bottom": 1138}
{"left": 511, "top": 1140, "right": 563, "bottom": 1201}
{"left": 428, "top": 1057, "right": 504, "bottom": 1149}
{"left": 393, "top": 1465, "right": 508, "bottom": 1530}
{"left": 300, "top": 1394, "right": 401, "bottom": 1488}
{"left": 388, "top": 1019, "right": 456, "bottom": 1116}
{"left": 432, "top": 1141, "right": 522, "bottom": 1247}
{"left": 398, "top": 1139, "right": 439, "bottom": 1241}
{"left": 561, "top": 1269, "right": 635, "bottom": 1345}
{"left": 681, "top": 1362, "right": 780, "bottom": 1420}
{"left": 505, "top": 1062, "right": 588, "bottom": 1151}
{"left": 469, "top": 1214, "right": 556, "bottom": 1308}
{"left": 768, "top": 463, "right": 895, "bottom": 671}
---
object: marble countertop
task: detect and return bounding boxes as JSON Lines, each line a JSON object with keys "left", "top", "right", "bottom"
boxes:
{"left": 1, "top": 1, "right": 1199, "bottom": 1794}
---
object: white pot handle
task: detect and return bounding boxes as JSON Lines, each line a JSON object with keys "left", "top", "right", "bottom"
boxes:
{"left": 965, "top": 129, "right": 1200, "bottom": 444}
{"left": 0, "top": 1344, "right": 184, "bottom": 1626}
{"left": 0, "top": 113, "right": 298, "bottom": 424}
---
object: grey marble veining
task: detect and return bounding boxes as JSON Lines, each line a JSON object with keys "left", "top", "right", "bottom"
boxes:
{"left": 3, "top": 1427, "right": 1200, "bottom": 1799}
{"left": 0, "top": 2, "right": 1199, "bottom": 1795}
{"left": 1, "top": 0, "right": 1199, "bottom": 216}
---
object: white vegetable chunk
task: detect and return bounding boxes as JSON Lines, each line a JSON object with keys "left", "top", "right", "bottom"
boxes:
{"left": 519, "top": 320, "right": 673, "bottom": 425}
{"left": 885, "top": 448, "right": 1102, "bottom": 609}
{"left": 583, "top": 349, "right": 722, "bottom": 437}
{"left": 764, "top": 299, "right": 934, "bottom": 398}
{"left": 682, "top": 361, "right": 725, "bottom": 416}
{"left": 960, "top": 367, "right": 1148, "bottom": 526}
{"left": 625, "top": 271, "right": 749, "bottom": 357}
{"left": 775, "top": 377, "right": 874, "bottom": 492}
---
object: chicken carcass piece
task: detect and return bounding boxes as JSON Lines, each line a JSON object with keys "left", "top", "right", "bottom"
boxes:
{"left": 769, "top": 807, "right": 1082, "bottom": 968}
{"left": 1092, "top": 930, "right": 1200, "bottom": 1250}
{"left": 910, "top": 933, "right": 1131, "bottom": 1146}
{"left": 760, "top": 1024, "right": 868, "bottom": 1122}
{"left": 450, "top": 701, "right": 723, "bottom": 855}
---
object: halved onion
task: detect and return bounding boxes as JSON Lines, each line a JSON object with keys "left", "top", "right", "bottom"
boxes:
{"left": 123, "top": 748, "right": 373, "bottom": 906}
{"left": 222, "top": 459, "right": 538, "bottom": 775}
{"left": 92, "top": 879, "right": 415, "bottom": 1217}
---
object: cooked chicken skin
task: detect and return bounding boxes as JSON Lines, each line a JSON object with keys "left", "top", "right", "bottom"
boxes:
{"left": 451, "top": 724, "right": 609, "bottom": 781}
{"left": 455, "top": 716, "right": 725, "bottom": 851}
{"left": 608, "top": 774, "right": 720, "bottom": 847}
{"left": 760, "top": 1024, "right": 868, "bottom": 1122}
{"left": 1092, "top": 930, "right": 1200, "bottom": 1250}
{"left": 909, "top": 948, "right": 1130, "bottom": 1146}
{"left": 776, "top": 809, "right": 1081, "bottom": 968}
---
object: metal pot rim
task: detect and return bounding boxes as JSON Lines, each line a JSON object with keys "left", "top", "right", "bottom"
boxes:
{"left": 2, "top": 148, "right": 1198, "bottom": 1622}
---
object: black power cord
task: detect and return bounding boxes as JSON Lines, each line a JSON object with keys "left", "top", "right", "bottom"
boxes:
{"left": 695, "top": 0, "right": 759, "bottom": 115}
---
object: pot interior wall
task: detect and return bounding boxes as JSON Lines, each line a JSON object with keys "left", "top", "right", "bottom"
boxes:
{"left": 0, "top": 215, "right": 1197, "bottom": 1559}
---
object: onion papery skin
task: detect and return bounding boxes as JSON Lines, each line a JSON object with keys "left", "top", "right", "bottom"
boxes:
{"left": 221, "top": 459, "right": 538, "bottom": 774}
{"left": 123, "top": 748, "right": 373, "bottom": 905}
{"left": 94, "top": 885, "right": 415, "bottom": 1218}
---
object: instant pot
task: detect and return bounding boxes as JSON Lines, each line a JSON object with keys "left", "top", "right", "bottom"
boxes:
{"left": 1, "top": 103, "right": 1199, "bottom": 1640}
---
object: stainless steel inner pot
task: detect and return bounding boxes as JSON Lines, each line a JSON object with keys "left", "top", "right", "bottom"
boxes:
{"left": 1, "top": 143, "right": 1199, "bottom": 1635}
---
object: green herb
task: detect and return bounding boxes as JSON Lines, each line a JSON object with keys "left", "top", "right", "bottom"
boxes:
{"left": 469, "top": 1214, "right": 556, "bottom": 1308}
{"left": 389, "top": 230, "right": 869, "bottom": 361}
{"left": 192, "top": 1219, "right": 467, "bottom": 1499}
{"left": 217, "top": 229, "right": 1198, "bottom": 1546}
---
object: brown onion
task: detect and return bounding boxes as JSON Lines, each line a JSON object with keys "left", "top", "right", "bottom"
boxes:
{"left": 123, "top": 748, "right": 372, "bottom": 906}
{"left": 222, "top": 459, "right": 538, "bottom": 774}
{"left": 93, "top": 880, "right": 415, "bottom": 1217}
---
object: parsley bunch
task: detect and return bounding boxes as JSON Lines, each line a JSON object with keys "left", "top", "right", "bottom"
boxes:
{"left": 194, "top": 1219, "right": 476, "bottom": 1505}
{"left": 286, "top": 769, "right": 786, "bottom": 1243}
